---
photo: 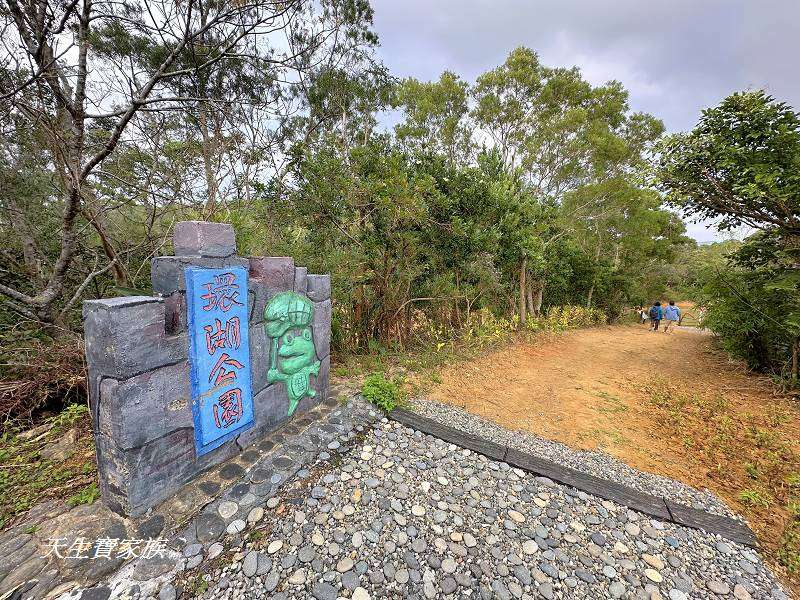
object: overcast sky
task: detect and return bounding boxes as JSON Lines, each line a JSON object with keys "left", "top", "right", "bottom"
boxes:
{"left": 370, "top": 0, "right": 799, "bottom": 243}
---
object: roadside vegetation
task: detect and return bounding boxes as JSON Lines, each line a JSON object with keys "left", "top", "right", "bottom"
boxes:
{"left": 0, "top": 404, "right": 96, "bottom": 529}
{"left": 0, "top": 9, "right": 798, "bottom": 594}
{"left": 2, "top": 1, "right": 691, "bottom": 427}
{"left": 644, "top": 379, "right": 800, "bottom": 580}
{"left": 350, "top": 305, "right": 607, "bottom": 399}
{"left": 658, "top": 91, "right": 800, "bottom": 386}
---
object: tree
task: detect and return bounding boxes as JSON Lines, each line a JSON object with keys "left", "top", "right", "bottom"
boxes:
{"left": 394, "top": 72, "right": 470, "bottom": 164}
{"left": 0, "top": 0, "right": 377, "bottom": 325}
{"left": 472, "top": 47, "right": 667, "bottom": 316}
{"left": 659, "top": 90, "right": 800, "bottom": 381}
{"left": 657, "top": 90, "right": 800, "bottom": 235}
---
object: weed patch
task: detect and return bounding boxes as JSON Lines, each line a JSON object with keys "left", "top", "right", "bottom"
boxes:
{"left": 642, "top": 378, "right": 800, "bottom": 582}
{"left": 0, "top": 403, "right": 96, "bottom": 529}
{"left": 361, "top": 373, "right": 405, "bottom": 413}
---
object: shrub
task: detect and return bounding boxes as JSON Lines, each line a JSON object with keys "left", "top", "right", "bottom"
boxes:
{"left": 542, "top": 305, "right": 607, "bottom": 331}
{"left": 0, "top": 331, "right": 87, "bottom": 425}
{"left": 67, "top": 482, "right": 100, "bottom": 507}
{"left": 361, "top": 373, "right": 404, "bottom": 413}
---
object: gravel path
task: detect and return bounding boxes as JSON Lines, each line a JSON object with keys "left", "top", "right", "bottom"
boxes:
{"left": 411, "top": 397, "right": 737, "bottom": 519}
{"left": 180, "top": 403, "right": 788, "bottom": 600}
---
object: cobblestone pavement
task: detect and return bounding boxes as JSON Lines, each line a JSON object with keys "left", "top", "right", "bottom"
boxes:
{"left": 124, "top": 401, "right": 790, "bottom": 600}
{"left": 411, "top": 398, "right": 735, "bottom": 518}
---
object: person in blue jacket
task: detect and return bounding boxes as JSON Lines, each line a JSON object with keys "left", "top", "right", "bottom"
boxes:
{"left": 648, "top": 301, "right": 663, "bottom": 331}
{"left": 663, "top": 300, "right": 681, "bottom": 333}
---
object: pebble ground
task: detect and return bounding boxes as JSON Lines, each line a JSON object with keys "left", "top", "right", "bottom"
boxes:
{"left": 412, "top": 398, "right": 736, "bottom": 518}
{"left": 180, "top": 408, "right": 788, "bottom": 600}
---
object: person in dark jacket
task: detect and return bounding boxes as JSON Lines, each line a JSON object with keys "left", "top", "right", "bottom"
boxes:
{"left": 648, "top": 301, "right": 663, "bottom": 331}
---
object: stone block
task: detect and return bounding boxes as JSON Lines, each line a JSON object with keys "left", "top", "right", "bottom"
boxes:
{"left": 163, "top": 291, "right": 187, "bottom": 334}
{"left": 294, "top": 267, "right": 308, "bottom": 294}
{"left": 248, "top": 256, "right": 294, "bottom": 287}
{"left": 98, "top": 362, "right": 193, "bottom": 450}
{"left": 151, "top": 255, "right": 249, "bottom": 296}
{"left": 236, "top": 384, "right": 289, "bottom": 449}
{"left": 313, "top": 299, "right": 331, "bottom": 360}
{"left": 173, "top": 221, "right": 236, "bottom": 258}
{"left": 306, "top": 274, "right": 331, "bottom": 302}
{"left": 83, "top": 296, "right": 187, "bottom": 379}
{"left": 97, "top": 425, "right": 240, "bottom": 517}
{"left": 248, "top": 259, "right": 299, "bottom": 324}
{"left": 93, "top": 432, "right": 129, "bottom": 514}
{"left": 248, "top": 277, "right": 279, "bottom": 325}
{"left": 249, "top": 323, "right": 271, "bottom": 395}
{"left": 85, "top": 240, "right": 332, "bottom": 518}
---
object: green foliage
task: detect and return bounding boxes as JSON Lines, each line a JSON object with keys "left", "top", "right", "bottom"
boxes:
{"left": 361, "top": 373, "right": 404, "bottom": 413}
{"left": 780, "top": 523, "right": 800, "bottom": 574}
{"left": 0, "top": 409, "right": 95, "bottom": 528}
{"left": 658, "top": 91, "right": 800, "bottom": 235}
{"left": 660, "top": 91, "right": 800, "bottom": 382}
{"left": 540, "top": 306, "right": 607, "bottom": 331}
{"left": 67, "top": 482, "right": 100, "bottom": 507}
{"left": 48, "top": 403, "right": 90, "bottom": 435}
{"left": 738, "top": 488, "right": 772, "bottom": 508}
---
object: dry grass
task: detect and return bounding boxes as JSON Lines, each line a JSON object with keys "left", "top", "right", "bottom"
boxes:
{"left": 0, "top": 332, "right": 87, "bottom": 425}
{"left": 642, "top": 378, "right": 800, "bottom": 586}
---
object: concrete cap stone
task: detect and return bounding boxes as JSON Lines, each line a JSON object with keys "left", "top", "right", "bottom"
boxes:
{"left": 173, "top": 221, "right": 236, "bottom": 257}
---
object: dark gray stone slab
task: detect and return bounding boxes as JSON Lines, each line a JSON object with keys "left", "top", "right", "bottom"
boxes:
{"left": 79, "top": 586, "right": 112, "bottom": 600}
{"left": 151, "top": 255, "right": 248, "bottom": 295}
{"left": 83, "top": 297, "right": 187, "bottom": 379}
{"left": 313, "top": 299, "right": 331, "bottom": 360}
{"left": 96, "top": 424, "right": 239, "bottom": 517}
{"left": 249, "top": 324, "right": 271, "bottom": 395}
{"left": 294, "top": 266, "right": 308, "bottom": 294}
{"left": 507, "top": 448, "right": 672, "bottom": 521}
{"left": 665, "top": 501, "right": 757, "bottom": 547}
{"left": 248, "top": 256, "right": 294, "bottom": 287}
{"left": 296, "top": 355, "right": 329, "bottom": 416}
{"left": 236, "top": 385, "right": 289, "bottom": 449}
{"left": 98, "top": 362, "right": 192, "bottom": 450}
{"left": 173, "top": 221, "right": 236, "bottom": 258}
{"left": 163, "top": 291, "right": 187, "bottom": 334}
{"left": 390, "top": 409, "right": 506, "bottom": 462}
{"left": 306, "top": 274, "right": 331, "bottom": 302}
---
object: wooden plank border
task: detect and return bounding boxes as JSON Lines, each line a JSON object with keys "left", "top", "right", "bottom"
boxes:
{"left": 389, "top": 408, "right": 757, "bottom": 548}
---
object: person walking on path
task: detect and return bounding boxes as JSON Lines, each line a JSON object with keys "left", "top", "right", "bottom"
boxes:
{"left": 663, "top": 300, "right": 681, "bottom": 333}
{"left": 648, "top": 301, "right": 663, "bottom": 331}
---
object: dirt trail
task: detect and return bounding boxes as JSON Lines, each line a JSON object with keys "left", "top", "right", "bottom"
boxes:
{"left": 431, "top": 324, "right": 800, "bottom": 590}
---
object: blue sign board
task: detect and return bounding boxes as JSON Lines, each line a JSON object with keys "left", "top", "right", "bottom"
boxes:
{"left": 186, "top": 266, "right": 254, "bottom": 455}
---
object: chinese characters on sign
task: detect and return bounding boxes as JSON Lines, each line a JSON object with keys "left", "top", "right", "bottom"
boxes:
{"left": 186, "top": 266, "right": 254, "bottom": 455}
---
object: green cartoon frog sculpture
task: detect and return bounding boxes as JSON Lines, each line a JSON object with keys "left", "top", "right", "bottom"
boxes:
{"left": 264, "top": 292, "right": 321, "bottom": 416}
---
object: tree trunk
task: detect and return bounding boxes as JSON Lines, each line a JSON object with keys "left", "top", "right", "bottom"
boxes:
{"left": 531, "top": 279, "right": 544, "bottom": 316}
{"left": 525, "top": 279, "right": 534, "bottom": 315}
{"left": 80, "top": 206, "right": 127, "bottom": 287}
{"left": 519, "top": 258, "right": 527, "bottom": 327}
{"left": 199, "top": 105, "right": 219, "bottom": 218}
{"left": 6, "top": 195, "right": 41, "bottom": 283}
{"left": 586, "top": 284, "right": 594, "bottom": 308}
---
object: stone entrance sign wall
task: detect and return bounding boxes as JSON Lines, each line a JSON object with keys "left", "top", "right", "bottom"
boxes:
{"left": 82, "top": 221, "right": 331, "bottom": 517}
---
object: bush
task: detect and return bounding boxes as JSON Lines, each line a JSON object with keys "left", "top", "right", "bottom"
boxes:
{"left": 361, "top": 373, "right": 404, "bottom": 413}
{"left": 541, "top": 305, "right": 607, "bottom": 331}
{"left": 0, "top": 331, "right": 87, "bottom": 425}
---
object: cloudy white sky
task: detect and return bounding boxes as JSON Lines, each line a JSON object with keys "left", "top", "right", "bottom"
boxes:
{"left": 369, "top": 0, "right": 800, "bottom": 243}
